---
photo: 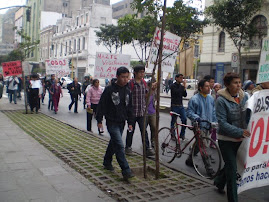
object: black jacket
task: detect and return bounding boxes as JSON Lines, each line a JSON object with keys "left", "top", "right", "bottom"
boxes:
{"left": 67, "top": 82, "right": 81, "bottom": 97}
{"left": 96, "top": 82, "right": 134, "bottom": 125}
{"left": 170, "top": 82, "right": 187, "bottom": 106}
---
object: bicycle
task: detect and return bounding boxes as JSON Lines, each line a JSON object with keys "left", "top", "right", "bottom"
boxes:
{"left": 158, "top": 111, "right": 222, "bottom": 179}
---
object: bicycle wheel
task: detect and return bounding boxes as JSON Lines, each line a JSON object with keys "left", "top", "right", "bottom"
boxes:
{"left": 158, "top": 127, "right": 179, "bottom": 163}
{"left": 191, "top": 136, "right": 221, "bottom": 179}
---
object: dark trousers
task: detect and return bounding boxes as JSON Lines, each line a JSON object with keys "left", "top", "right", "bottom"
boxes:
{"left": 69, "top": 94, "right": 78, "bottom": 112}
{"left": 29, "top": 88, "right": 39, "bottom": 112}
{"left": 214, "top": 140, "right": 241, "bottom": 202}
{"left": 170, "top": 106, "right": 187, "bottom": 138}
{"left": 9, "top": 90, "right": 17, "bottom": 104}
{"left": 48, "top": 92, "right": 54, "bottom": 110}
{"left": 104, "top": 121, "right": 131, "bottom": 176}
{"left": 86, "top": 104, "right": 98, "bottom": 131}
{"left": 125, "top": 116, "right": 150, "bottom": 150}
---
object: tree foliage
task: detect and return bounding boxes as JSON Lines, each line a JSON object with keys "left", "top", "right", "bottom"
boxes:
{"left": 205, "top": 0, "right": 263, "bottom": 72}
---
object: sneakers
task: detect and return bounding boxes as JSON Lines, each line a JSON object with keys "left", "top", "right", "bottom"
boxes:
{"left": 213, "top": 181, "right": 225, "bottom": 194}
{"left": 103, "top": 164, "right": 115, "bottom": 171}
{"left": 146, "top": 148, "right": 155, "bottom": 157}
{"left": 125, "top": 147, "right": 135, "bottom": 156}
{"left": 122, "top": 171, "right": 134, "bottom": 181}
{"left": 185, "top": 158, "right": 195, "bottom": 167}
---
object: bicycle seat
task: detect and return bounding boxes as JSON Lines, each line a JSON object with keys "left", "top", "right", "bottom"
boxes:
{"left": 170, "top": 111, "right": 181, "bottom": 117}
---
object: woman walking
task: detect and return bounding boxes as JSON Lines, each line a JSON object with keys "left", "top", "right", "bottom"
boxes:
{"left": 214, "top": 72, "right": 250, "bottom": 202}
{"left": 49, "top": 78, "right": 63, "bottom": 114}
{"left": 86, "top": 79, "right": 103, "bottom": 133}
{"left": 29, "top": 74, "right": 42, "bottom": 113}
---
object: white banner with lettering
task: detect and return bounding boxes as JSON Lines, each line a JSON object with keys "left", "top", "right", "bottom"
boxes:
{"left": 94, "top": 52, "right": 131, "bottom": 79}
{"left": 237, "top": 89, "right": 269, "bottom": 193}
{"left": 256, "top": 37, "right": 269, "bottom": 83}
{"left": 45, "top": 59, "right": 70, "bottom": 78}
{"left": 147, "top": 27, "right": 181, "bottom": 73}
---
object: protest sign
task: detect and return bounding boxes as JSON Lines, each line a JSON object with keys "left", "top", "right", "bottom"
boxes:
{"left": 256, "top": 37, "right": 269, "bottom": 83}
{"left": 45, "top": 59, "right": 70, "bottom": 78}
{"left": 147, "top": 27, "right": 181, "bottom": 73}
{"left": 94, "top": 52, "right": 131, "bottom": 79}
{"left": 2, "top": 61, "right": 22, "bottom": 77}
{"left": 237, "top": 89, "right": 269, "bottom": 193}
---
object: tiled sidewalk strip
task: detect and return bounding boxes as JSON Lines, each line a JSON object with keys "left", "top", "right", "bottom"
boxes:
{"left": 3, "top": 110, "right": 210, "bottom": 201}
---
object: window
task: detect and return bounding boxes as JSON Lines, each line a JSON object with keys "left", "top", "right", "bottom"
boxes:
{"left": 78, "top": 38, "right": 80, "bottom": 50}
{"left": 218, "top": 31, "right": 225, "bottom": 52}
{"left": 74, "top": 39, "right": 76, "bottom": 51}
{"left": 250, "top": 15, "right": 268, "bottom": 46}
{"left": 101, "top": 17, "right": 106, "bottom": 25}
{"left": 81, "top": 15, "right": 84, "bottom": 25}
{"left": 86, "top": 13, "right": 89, "bottom": 23}
{"left": 76, "top": 17, "right": 79, "bottom": 26}
{"left": 65, "top": 41, "right": 67, "bottom": 54}
{"left": 82, "top": 37, "right": 86, "bottom": 50}
{"left": 69, "top": 40, "right": 71, "bottom": 52}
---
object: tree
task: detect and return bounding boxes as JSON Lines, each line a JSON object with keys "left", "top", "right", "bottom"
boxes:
{"left": 206, "top": 0, "right": 263, "bottom": 74}
{"left": 95, "top": 24, "right": 122, "bottom": 53}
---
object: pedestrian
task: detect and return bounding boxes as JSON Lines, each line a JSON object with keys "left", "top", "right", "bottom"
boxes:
{"left": 194, "top": 75, "right": 215, "bottom": 95}
{"left": 86, "top": 79, "right": 103, "bottom": 132}
{"left": 214, "top": 72, "right": 250, "bottom": 201}
{"left": 164, "top": 77, "right": 169, "bottom": 94}
{"left": 29, "top": 74, "right": 42, "bottom": 113}
{"left": 41, "top": 78, "right": 46, "bottom": 105}
{"left": 8, "top": 76, "right": 19, "bottom": 104}
{"left": 25, "top": 75, "right": 31, "bottom": 105}
{"left": 125, "top": 65, "right": 154, "bottom": 157}
{"left": 17, "top": 77, "right": 22, "bottom": 99}
{"left": 82, "top": 76, "right": 91, "bottom": 109}
{"left": 243, "top": 80, "right": 255, "bottom": 97}
{"left": 49, "top": 78, "right": 63, "bottom": 114}
{"left": 96, "top": 66, "right": 135, "bottom": 180}
{"left": 0, "top": 74, "right": 4, "bottom": 99}
{"left": 170, "top": 74, "right": 187, "bottom": 140}
{"left": 185, "top": 79, "right": 217, "bottom": 176}
{"left": 67, "top": 77, "right": 81, "bottom": 113}
{"left": 105, "top": 78, "right": 110, "bottom": 86}
{"left": 45, "top": 74, "right": 55, "bottom": 110}
{"left": 146, "top": 80, "right": 157, "bottom": 148}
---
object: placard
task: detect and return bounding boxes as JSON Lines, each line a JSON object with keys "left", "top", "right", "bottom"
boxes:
{"left": 2, "top": 61, "right": 22, "bottom": 77}
{"left": 256, "top": 37, "right": 269, "bottom": 83}
{"left": 94, "top": 52, "right": 131, "bottom": 79}
{"left": 45, "top": 59, "right": 70, "bottom": 78}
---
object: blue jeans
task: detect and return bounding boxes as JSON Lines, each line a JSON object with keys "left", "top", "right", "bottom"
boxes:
{"left": 48, "top": 92, "right": 54, "bottom": 110}
{"left": 9, "top": 90, "right": 17, "bottom": 103}
{"left": 104, "top": 121, "right": 131, "bottom": 176}
{"left": 170, "top": 106, "right": 187, "bottom": 138}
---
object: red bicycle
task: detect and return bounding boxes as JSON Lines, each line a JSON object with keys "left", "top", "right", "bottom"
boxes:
{"left": 158, "top": 111, "right": 222, "bottom": 179}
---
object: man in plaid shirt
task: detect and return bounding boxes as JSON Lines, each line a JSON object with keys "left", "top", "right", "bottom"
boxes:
{"left": 125, "top": 65, "right": 155, "bottom": 157}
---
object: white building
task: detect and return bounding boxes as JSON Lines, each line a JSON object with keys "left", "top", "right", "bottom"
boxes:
{"left": 199, "top": 0, "right": 269, "bottom": 82}
{"left": 49, "top": 3, "right": 143, "bottom": 82}
{"left": 14, "top": 7, "right": 24, "bottom": 47}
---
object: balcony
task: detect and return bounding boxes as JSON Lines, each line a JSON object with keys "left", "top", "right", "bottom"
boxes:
{"left": 242, "top": 39, "right": 262, "bottom": 50}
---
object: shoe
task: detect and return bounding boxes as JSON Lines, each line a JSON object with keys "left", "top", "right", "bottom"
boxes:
{"left": 146, "top": 148, "right": 155, "bottom": 157}
{"left": 74, "top": 111, "right": 78, "bottom": 113}
{"left": 185, "top": 158, "right": 195, "bottom": 168}
{"left": 14, "top": 102, "right": 17, "bottom": 104}
{"left": 214, "top": 181, "right": 225, "bottom": 194}
{"left": 206, "top": 166, "right": 215, "bottom": 177}
{"left": 54, "top": 111, "right": 57, "bottom": 114}
{"left": 103, "top": 165, "right": 114, "bottom": 171}
{"left": 171, "top": 133, "right": 176, "bottom": 141}
{"left": 125, "top": 147, "right": 135, "bottom": 156}
{"left": 123, "top": 172, "right": 134, "bottom": 181}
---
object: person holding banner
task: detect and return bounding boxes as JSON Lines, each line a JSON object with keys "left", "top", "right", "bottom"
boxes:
{"left": 214, "top": 72, "right": 250, "bottom": 202}
{"left": 8, "top": 76, "right": 19, "bottom": 104}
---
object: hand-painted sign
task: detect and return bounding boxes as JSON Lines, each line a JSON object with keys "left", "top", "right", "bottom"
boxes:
{"left": 257, "top": 37, "right": 269, "bottom": 83}
{"left": 148, "top": 27, "right": 181, "bottom": 73}
{"left": 94, "top": 52, "right": 131, "bottom": 79}
{"left": 237, "top": 89, "right": 269, "bottom": 193}
{"left": 2, "top": 61, "right": 22, "bottom": 77}
{"left": 45, "top": 59, "right": 70, "bottom": 78}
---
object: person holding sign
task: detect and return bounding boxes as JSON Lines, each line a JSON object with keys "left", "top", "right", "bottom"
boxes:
{"left": 214, "top": 72, "right": 250, "bottom": 202}
{"left": 96, "top": 67, "right": 134, "bottom": 180}
{"left": 8, "top": 76, "right": 19, "bottom": 104}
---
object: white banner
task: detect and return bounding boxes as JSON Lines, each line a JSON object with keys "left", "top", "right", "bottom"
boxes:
{"left": 237, "top": 89, "right": 269, "bottom": 193}
{"left": 257, "top": 37, "right": 269, "bottom": 83}
{"left": 94, "top": 52, "right": 131, "bottom": 79}
{"left": 45, "top": 59, "right": 70, "bottom": 78}
{"left": 147, "top": 27, "right": 181, "bottom": 73}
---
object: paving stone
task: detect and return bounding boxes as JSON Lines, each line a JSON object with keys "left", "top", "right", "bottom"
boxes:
{"left": 52, "top": 181, "right": 89, "bottom": 194}
{"left": 22, "top": 185, "right": 61, "bottom": 201}
{"left": 0, "top": 189, "right": 27, "bottom": 202}
{"left": 45, "top": 173, "right": 78, "bottom": 185}
{"left": 3, "top": 152, "right": 28, "bottom": 164}
{"left": 7, "top": 162, "right": 33, "bottom": 171}
{"left": 63, "top": 190, "right": 113, "bottom": 202}
{"left": 39, "top": 166, "right": 68, "bottom": 176}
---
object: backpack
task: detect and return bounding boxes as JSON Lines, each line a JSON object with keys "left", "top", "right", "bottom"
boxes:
{"left": 129, "top": 79, "right": 147, "bottom": 91}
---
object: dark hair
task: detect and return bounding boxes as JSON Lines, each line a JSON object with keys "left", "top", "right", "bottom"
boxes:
{"left": 31, "top": 74, "right": 38, "bottom": 79}
{"left": 92, "top": 79, "right": 99, "bottom": 85}
{"left": 223, "top": 72, "right": 240, "bottom": 86}
{"left": 116, "top": 66, "right": 129, "bottom": 76}
{"left": 198, "top": 79, "right": 209, "bottom": 91}
{"left": 133, "top": 64, "right": 145, "bottom": 73}
{"left": 203, "top": 75, "right": 214, "bottom": 81}
{"left": 175, "top": 74, "right": 183, "bottom": 78}
{"left": 51, "top": 74, "right": 55, "bottom": 77}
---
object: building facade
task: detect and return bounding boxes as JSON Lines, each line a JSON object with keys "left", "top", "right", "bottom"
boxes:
{"left": 14, "top": 7, "right": 25, "bottom": 48}
{"left": 199, "top": 0, "right": 269, "bottom": 82}
{"left": 112, "top": 0, "right": 145, "bottom": 19}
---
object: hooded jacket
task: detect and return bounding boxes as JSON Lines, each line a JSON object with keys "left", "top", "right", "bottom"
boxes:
{"left": 216, "top": 88, "right": 248, "bottom": 142}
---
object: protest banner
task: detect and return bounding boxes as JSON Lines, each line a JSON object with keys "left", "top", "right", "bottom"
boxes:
{"left": 237, "top": 89, "right": 269, "bottom": 193}
{"left": 147, "top": 27, "right": 181, "bottom": 73}
{"left": 45, "top": 59, "right": 70, "bottom": 78}
{"left": 2, "top": 61, "right": 22, "bottom": 77}
{"left": 94, "top": 52, "right": 131, "bottom": 79}
{"left": 256, "top": 37, "right": 269, "bottom": 83}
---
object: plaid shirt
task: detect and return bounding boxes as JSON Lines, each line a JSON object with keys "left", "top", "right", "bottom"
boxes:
{"left": 129, "top": 80, "right": 147, "bottom": 117}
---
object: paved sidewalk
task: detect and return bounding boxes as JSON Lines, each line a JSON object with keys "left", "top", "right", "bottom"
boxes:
{"left": 0, "top": 110, "right": 114, "bottom": 202}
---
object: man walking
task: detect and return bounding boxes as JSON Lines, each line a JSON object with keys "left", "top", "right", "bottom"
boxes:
{"left": 46, "top": 74, "right": 55, "bottom": 110}
{"left": 125, "top": 65, "right": 154, "bottom": 157}
{"left": 170, "top": 74, "right": 187, "bottom": 140}
{"left": 67, "top": 77, "right": 81, "bottom": 113}
{"left": 96, "top": 67, "right": 134, "bottom": 180}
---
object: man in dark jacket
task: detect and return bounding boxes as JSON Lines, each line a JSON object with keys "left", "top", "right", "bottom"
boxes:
{"left": 67, "top": 77, "right": 81, "bottom": 113}
{"left": 45, "top": 74, "right": 55, "bottom": 110}
{"left": 96, "top": 67, "right": 134, "bottom": 180}
{"left": 170, "top": 74, "right": 187, "bottom": 139}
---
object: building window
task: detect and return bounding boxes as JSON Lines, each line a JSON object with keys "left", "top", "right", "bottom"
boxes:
{"left": 86, "top": 13, "right": 89, "bottom": 23}
{"left": 76, "top": 17, "right": 79, "bottom": 26}
{"left": 82, "top": 37, "right": 85, "bottom": 50}
{"left": 101, "top": 17, "right": 106, "bottom": 25}
{"left": 81, "top": 15, "right": 84, "bottom": 25}
{"left": 69, "top": 40, "right": 71, "bottom": 52}
{"left": 74, "top": 39, "right": 76, "bottom": 51}
{"left": 65, "top": 41, "right": 67, "bottom": 54}
{"left": 218, "top": 31, "right": 225, "bottom": 52}
{"left": 249, "top": 15, "right": 268, "bottom": 49}
{"left": 78, "top": 38, "right": 80, "bottom": 50}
